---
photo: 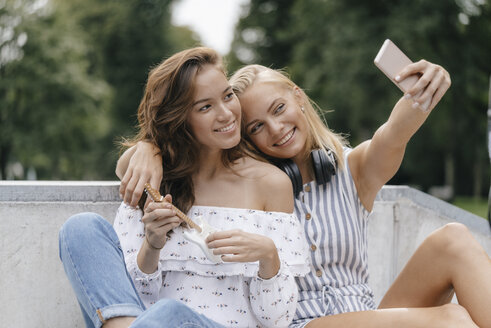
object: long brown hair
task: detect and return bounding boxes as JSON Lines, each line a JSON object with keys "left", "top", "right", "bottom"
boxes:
{"left": 126, "top": 47, "right": 245, "bottom": 212}
{"left": 230, "top": 64, "right": 347, "bottom": 170}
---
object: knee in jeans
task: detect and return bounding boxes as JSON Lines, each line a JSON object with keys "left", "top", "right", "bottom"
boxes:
{"left": 60, "top": 212, "right": 106, "bottom": 238}
{"left": 132, "top": 299, "right": 204, "bottom": 328}
{"left": 152, "top": 299, "right": 193, "bottom": 316}
{"left": 59, "top": 212, "right": 108, "bottom": 258}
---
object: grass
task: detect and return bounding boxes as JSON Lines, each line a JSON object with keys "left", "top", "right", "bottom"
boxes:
{"left": 452, "top": 196, "right": 489, "bottom": 220}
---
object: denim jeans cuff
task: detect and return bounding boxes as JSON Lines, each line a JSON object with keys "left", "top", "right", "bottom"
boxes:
{"left": 93, "top": 303, "right": 144, "bottom": 328}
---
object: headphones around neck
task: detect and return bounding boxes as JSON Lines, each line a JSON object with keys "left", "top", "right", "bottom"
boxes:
{"left": 275, "top": 149, "right": 337, "bottom": 197}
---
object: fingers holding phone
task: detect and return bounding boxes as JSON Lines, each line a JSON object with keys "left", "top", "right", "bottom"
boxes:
{"left": 374, "top": 39, "right": 451, "bottom": 113}
{"left": 396, "top": 60, "right": 451, "bottom": 112}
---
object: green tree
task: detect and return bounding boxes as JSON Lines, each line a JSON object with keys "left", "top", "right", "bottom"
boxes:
{"left": 230, "top": 0, "right": 491, "bottom": 197}
{"left": 0, "top": 0, "right": 111, "bottom": 179}
{"left": 228, "top": 0, "right": 297, "bottom": 71}
{"left": 58, "top": 0, "right": 200, "bottom": 178}
{"left": 1, "top": 0, "right": 200, "bottom": 180}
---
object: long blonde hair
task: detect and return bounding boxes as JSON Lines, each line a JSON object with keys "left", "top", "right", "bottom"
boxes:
{"left": 230, "top": 64, "right": 347, "bottom": 170}
{"left": 126, "top": 47, "right": 245, "bottom": 212}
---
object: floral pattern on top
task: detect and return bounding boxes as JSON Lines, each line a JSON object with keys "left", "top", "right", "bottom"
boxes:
{"left": 114, "top": 203, "right": 310, "bottom": 328}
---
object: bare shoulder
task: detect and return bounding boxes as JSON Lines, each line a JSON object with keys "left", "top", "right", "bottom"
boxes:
{"left": 234, "top": 157, "right": 294, "bottom": 213}
{"left": 234, "top": 157, "right": 288, "bottom": 182}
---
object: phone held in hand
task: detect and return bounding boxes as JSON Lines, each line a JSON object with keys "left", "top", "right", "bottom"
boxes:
{"left": 374, "top": 39, "right": 430, "bottom": 111}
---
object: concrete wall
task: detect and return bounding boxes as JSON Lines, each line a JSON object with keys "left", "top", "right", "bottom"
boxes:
{"left": 0, "top": 182, "right": 490, "bottom": 328}
{"left": 369, "top": 186, "right": 491, "bottom": 305}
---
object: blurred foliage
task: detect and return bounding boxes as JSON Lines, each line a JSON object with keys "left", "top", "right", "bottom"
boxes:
{"left": 0, "top": 0, "right": 199, "bottom": 180}
{"left": 229, "top": 0, "right": 491, "bottom": 197}
{"left": 0, "top": 0, "right": 111, "bottom": 179}
{"left": 453, "top": 196, "right": 488, "bottom": 219}
{"left": 1, "top": 0, "right": 490, "bottom": 199}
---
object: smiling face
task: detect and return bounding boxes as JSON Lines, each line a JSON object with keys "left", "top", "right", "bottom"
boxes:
{"left": 240, "top": 81, "right": 309, "bottom": 162}
{"left": 187, "top": 64, "right": 241, "bottom": 152}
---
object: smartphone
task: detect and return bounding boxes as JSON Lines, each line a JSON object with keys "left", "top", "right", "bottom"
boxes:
{"left": 374, "top": 39, "right": 430, "bottom": 111}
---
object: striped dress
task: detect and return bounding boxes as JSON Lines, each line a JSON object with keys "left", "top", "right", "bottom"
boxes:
{"left": 290, "top": 148, "right": 376, "bottom": 327}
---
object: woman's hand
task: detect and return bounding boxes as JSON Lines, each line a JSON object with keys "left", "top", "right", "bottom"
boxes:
{"left": 350, "top": 60, "right": 450, "bottom": 212}
{"left": 396, "top": 59, "right": 451, "bottom": 112}
{"left": 142, "top": 195, "right": 181, "bottom": 250}
{"left": 137, "top": 194, "right": 181, "bottom": 274}
{"left": 119, "top": 141, "right": 163, "bottom": 207}
{"left": 206, "top": 230, "right": 280, "bottom": 279}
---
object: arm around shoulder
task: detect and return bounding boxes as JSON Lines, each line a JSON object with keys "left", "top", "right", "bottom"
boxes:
{"left": 117, "top": 141, "right": 163, "bottom": 207}
{"left": 116, "top": 145, "right": 137, "bottom": 180}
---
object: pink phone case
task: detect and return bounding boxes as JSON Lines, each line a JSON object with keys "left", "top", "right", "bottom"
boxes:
{"left": 374, "top": 39, "right": 430, "bottom": 111}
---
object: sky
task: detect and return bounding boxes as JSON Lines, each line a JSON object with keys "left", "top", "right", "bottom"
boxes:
{"left": 171, "top": 0, "right": 250, "bottom": 55}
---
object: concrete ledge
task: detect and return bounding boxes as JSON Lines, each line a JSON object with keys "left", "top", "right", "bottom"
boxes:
{"left": 0, "top": 181, "right": 120, "bottom": 202}
{"left": 377, "top": 185, "right": 490, "bottom": 233}
{"left": 0, "top": 181, "right": 490, "bottom": 328}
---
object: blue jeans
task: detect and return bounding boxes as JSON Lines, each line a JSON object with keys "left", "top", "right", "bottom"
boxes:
{"left": 59, "top": 212, "right": 225, "bottom": 328}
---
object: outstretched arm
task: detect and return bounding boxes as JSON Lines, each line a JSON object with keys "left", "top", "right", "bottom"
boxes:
{"left": 350, "top": 60, "right": 451, "bottom": 211}
{"left": 116, "top": 141, "right": 163, "bottom": 207}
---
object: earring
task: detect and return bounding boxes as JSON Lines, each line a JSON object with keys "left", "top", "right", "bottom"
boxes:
{"left": 301, "top": 106, "right": 305, "bottom": 113}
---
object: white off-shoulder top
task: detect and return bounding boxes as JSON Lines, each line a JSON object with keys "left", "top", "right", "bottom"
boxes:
{"left": 114, "top": 203, "right": 310, "bottom": 328}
